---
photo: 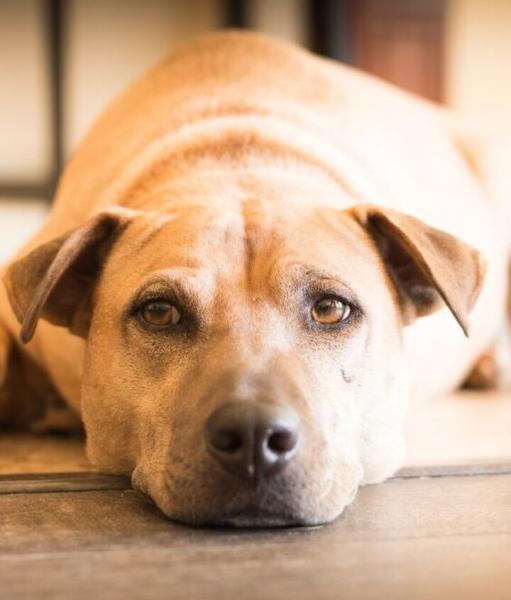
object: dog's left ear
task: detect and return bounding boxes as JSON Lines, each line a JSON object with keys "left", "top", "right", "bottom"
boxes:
{"left": 351, "top": 205, "right": 486, "bottom": 336}
{"left": 3, "top": 208, "right": 135, "bottom": 343}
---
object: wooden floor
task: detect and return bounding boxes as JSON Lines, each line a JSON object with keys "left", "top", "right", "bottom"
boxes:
{"left": 0, "top": 432, "right": 510, "bottom": 599}
{"left": 2, "top": 385, "right": 511, "bottom": 600}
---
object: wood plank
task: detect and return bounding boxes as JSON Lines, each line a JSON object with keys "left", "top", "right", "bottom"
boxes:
{"left": 0, "top": 471, "right": 129, "bottom": 494}
{"left": 0, "top": 474, "right": 510, "bottom": 599}
{"left": 396, "top": 462, "right": 511, "bottom": 479}
{"left": 0, "top": 462, "right": 510, "bottom": 496}
{"left": 2, "top": 535, "right": 510, "bottom": 600}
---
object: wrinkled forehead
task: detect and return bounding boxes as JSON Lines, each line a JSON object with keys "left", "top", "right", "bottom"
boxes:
{"left": 112, "top": 205, "right": 245, "bottom": 274}
{"left": 102, "top": 202, "right": 382, "bottom": 300}
{"left": 98, "top": 205, "right": 240, "bottom": 305}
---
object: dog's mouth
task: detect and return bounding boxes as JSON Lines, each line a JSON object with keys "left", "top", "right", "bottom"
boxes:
{"left": 137, "top": 484, "right": 314, "bottom": 528}
{"left": 133, "top": 443, "right": 362, "bottom": 528}
{"left": 174, "top": 496, "right": 331, "bottom": 528}
{"left": 139, "top": 467, "right": 357, "bottom": 529}
{"left": 204, "top": 507, "right": 313, "bottom": 529}
{"left": 200, "top": 484, "right": 356, "bottom": 529}
{"left": 163, "top": 487, "right": 316, "bottom": 528}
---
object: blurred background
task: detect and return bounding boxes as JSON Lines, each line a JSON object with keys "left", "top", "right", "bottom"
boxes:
{"left": 1, "top": 0, "right": 510, "bottom": 262}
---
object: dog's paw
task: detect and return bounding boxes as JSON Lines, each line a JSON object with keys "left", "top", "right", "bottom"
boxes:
{"left": 464, "top": 351, "right": 500, "bottom": 389}
{"left": 464, "top": 330, "right": 511, "bottom": 390}
{"left": 29, "top": 402, "right": 82, "bottom": 433}
{"left": 0, "top": 322, "right": 11, "bottom": 387}
{"left": 0, "top": 322, "right": 15, "bottom": 424}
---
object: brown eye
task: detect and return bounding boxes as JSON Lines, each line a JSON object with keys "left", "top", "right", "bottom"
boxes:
{"left": 311, "top": 297, "right": 351, "bottom": 325}
{"left": 140, "top": 300, "right": 181, "bottom": 327}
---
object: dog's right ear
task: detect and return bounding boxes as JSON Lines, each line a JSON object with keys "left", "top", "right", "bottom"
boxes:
{"left": 3, "top": 208, "right": 135, "bottom": 343}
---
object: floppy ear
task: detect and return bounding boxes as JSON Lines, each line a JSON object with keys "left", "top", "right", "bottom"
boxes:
{"left": 3, "top": 208, "right": 135, "bottom": 343}
{"left": 351, "top": 205, "right": 486, "bottom": 336}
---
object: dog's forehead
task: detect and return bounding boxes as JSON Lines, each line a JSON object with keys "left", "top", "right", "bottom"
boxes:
{"left": 112, "top": 203, "right": 254, "bottom": 258}
{"left": 106, "top": 201, "right": 379, "bottom": 294}
{"left": 239, "top": 202, "right": 381, "bottom": 288}
{"left": 117, "top": 204, "right": 248, "bottom": 271}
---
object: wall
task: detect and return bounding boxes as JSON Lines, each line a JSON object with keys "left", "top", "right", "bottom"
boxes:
{"left": 0, "top": 0, "right": 52, "bottom": 183}
{"left": 445, "top": 0, "right": 511, "bottom": 132}
{"left": 63, "top": 0, "right": 221, "bottom": 154}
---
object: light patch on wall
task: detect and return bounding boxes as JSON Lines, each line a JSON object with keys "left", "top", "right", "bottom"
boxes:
{"left": 0, "top": 0, "right": 52, "bottom": 182}
{"left": 445, "top": 0, "right": 511, "bottom": 133}
{"left": 249, "top": 0, "right": 308, "bottom": 45}
{"left": 0, "top": 199, "right": 48, "bottom": 263}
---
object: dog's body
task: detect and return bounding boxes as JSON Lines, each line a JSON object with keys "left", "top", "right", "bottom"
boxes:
{"left": 0, "top": 31, "right": 509, "bottom": 526}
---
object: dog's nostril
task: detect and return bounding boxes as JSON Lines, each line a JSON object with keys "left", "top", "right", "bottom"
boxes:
{"left": 212, "top": 429, "right": 242, "bottom": 453}
{"left": 267, "top": 430, "right": 297, "bottom": 454}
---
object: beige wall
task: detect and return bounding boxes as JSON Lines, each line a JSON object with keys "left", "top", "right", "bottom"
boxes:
{"left": 446, "top": 0, "right": 511, "bottom": 132}
{"left": 249, "top": 0, "right": 307, "bottom": 45}
{"left": 63, "top": 0, "right": 221, "bottom": 154}
{"left": 0, "top": 199, "right": 48, "bottom": 262}
{"left": 0, "top": 0, "right": 52, "bottom": 182}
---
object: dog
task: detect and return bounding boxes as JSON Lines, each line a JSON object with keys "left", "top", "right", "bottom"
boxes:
{"left": 0, "top": 31, "right": 509, "bottom": 526}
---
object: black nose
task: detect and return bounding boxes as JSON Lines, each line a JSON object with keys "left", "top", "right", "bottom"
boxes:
{"left": 206, "top": 402, "right": 300, "bottom": 481}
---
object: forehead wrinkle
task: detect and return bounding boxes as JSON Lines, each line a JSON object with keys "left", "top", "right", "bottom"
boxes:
{"left": 120, "top": 214, "right": 177, "bottom": 259}
{"left": 240, "top": 198, "right": 290, "bottom": 302}
{"left": 120, "top": 208, "right": 249, "bottom": 309}
{"left": 241, "top": 199, "right": 258, "bottom": 256}
{"left": 124, "top": 206, "right": 243, "bottom": 268}
{"left": 240, "top": 199, "right": 258, "bottom": 294}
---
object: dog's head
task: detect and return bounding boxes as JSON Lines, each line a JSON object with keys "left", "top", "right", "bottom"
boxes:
{"left": 3, "top": 199, "right": 484, "bottom": 526}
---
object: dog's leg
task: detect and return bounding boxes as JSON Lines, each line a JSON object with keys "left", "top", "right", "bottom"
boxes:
{"left": 464, "top": 322, "right": 511, "bottom": 390}
{"left": 0, "top": 321, "right": 10, "bottom": 384}
{"left": 0, "top": 318, "right": 81, "bottom": 430}
{"left": 465, "top": 349, "right": 504, "bottom": 389}
{"left": 464, "top": 264, "right": 511, "bottom": 390}
{"left": 0, "top": 319, "right": 15, "bottom": 423}
{"left": 28, "top": 394, "right": 82, "bottom": 433}
{"left": 0, "top": 321, "right": 9, "bottom": 384}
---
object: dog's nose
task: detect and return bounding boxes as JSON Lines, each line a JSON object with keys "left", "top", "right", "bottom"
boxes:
{"left": 206, "top": 402, "right": 300, "bottom": 481}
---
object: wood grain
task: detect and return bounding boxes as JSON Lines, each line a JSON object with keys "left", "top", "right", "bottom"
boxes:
{"left": 0, "top": 473, "right": 510, "bottom": 599}
{"left": 0, "top": 471, "right": 129, "bottom": 494}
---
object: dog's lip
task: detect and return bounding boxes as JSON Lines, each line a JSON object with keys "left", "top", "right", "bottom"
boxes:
{"left": 155, "top": 477, "right": 316, "bottom": 528}
{"left": 194, "top": 506, "right": 313, "bottom": 529}
{"left": 186, "top": 484, "right": 329, "bottom": 528}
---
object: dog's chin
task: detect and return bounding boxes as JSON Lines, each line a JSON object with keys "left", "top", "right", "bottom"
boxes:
{"left": 132, "top": 456, "right": 363, "bottom": 528}
{"left": 141, "top": 478, "right": 359, "bottom": 529}
{"left": 199, "top": 509, "right": 328, "bottom": 529}
{"left": 158, "top": 501, "right": 344, "bottom": 529}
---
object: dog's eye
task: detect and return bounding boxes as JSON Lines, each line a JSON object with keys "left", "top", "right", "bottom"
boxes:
{"left": 311, "top": 297, "right": 351, "bottom": 325}
{"left": 139, "top": 300, "right": 181, "bottom": 327}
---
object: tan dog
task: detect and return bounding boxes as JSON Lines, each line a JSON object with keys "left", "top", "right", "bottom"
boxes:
{"left": 0, "top": 31, "right": 509, "bottom": 526}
